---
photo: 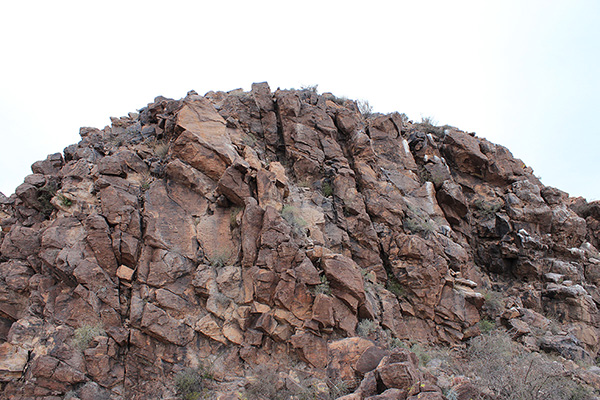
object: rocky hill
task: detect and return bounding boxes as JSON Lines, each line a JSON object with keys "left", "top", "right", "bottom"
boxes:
{"left": 1, "top": 83, "right": 600, "bottom": 399}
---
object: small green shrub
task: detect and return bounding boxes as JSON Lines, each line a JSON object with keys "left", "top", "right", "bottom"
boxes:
{"left": 312, "top": 275, "right": 331, "bottom": 296}
{"left": 356, "top": 319, "right": 377, "bottom": 338}
{"left": 246, "top": 366, "right": 351, "bottom": 400}
{"left": 207, "top": 248, "right": 235, "bottom": 268}
{"left": 321, "top": 181, "right": 333, "bottom": 197}
{"left": 417, "top": 165, "right": 445, "bottom": 186}
{"left": 409, "top": 343, "right": 432, "bottom": 366}
{"left": 327, "top": 378, "right": 351, "bottom": 399}
{"left": 387, "top": 336, "right": 405, "bottom": 350}
{"left": 37, "top": 182, "right": 57, "bottom": 216}
{"left": 361, "top": 269, "right": 376, "bottom": 283}
{"left": 387, "top": 279, "right": 407, "bottom": 298}
{"left": 281, "top": 205, "right": 307, "bottom": 235}
{"left": 473, "top": 199, "right": 502, "bottom": 218}
{"left": 385, "top": 337, "right": 436, "bottom": 367}
{"left": 404, "top": 216, "right": 435, "bottom": 234}
{"left": 482, "top": 290, "right": 504, "bottom": 317}
{"left": 72, "top": 323, "right": 105, "bottom": 350}
{"left": 174, "top": 367, "right": 213, "bottom": 400}
{"left": 479, "top": 319, "right": 495, "bottom": 334}
{"left": 297, "top": 178, "right": 312, "bottom": 188}
{"left": 57, "top": 193, "right": 72, "bottom": 207}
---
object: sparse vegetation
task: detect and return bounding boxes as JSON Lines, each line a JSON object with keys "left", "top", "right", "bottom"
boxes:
{"left": 386, "top": 275, "right": 407, "bottom": 298}
{"left": 356, "top": 319, "right": 378, "bottom": 338}
{"left": 300, "top": 84, "right": 319, "bottom": 93}
{"left": 298, "top": 178, "right": 312, "bottom": 188}
{"left": 357, "top": 99, "right": 373, "bottom": 118}
{"left": 230, "top": 206, "right": 243, "bottom": 229}
{"left": 417, "top": 165, "right": 445, "bottom": 186}
{"left": 330, "top": 95, "right": 350, "bottom": 106}
{"left": 57, "top": 193, "right": 72, "bottom": 207}
{"left": 207, "top": 247, "right": 235, "bottom": 268}
{"left": 404, "top": 215, "right": 435, "bottom": 234}
{"left": 327, "top": 378, "right": 351, "bottom": 399}
{"left": 398, "top": 112, "right": 410, "bottom": 123}
{"left": 408, "top": 342, "right": 432, "bottom": 366}
{"left": 153, "top": 140, "right": 170, "bottom": 158}
{"left": 72, "top": 323, "right": 105, "bottom": 350}
{"left": 385, "top": 337, "right": 442, "bottom": 367}
{"left": 473, "top": 199, "right": 503, "bottom": 218}
{"left": 460, "top": 330, "right": 591, "bottom": 400}
{"left": 479, "top": 318, "right": 496, "bottom": 334}
{"left": 403, "top": 204, "right": 436, "bottom": 234}
{"left": 174, "top": 366, "right": 213, "bottom": 400}
{"left": 242, "top": 133, "right": 257, "bottom": 147}
{"left": 37, "top": 182, "right": 58, "bottom": 216}
{"left": 421, "top": 115, "right": 438, "bottom": 126}
{"left": 321, "top": 181, "right": 333, "bottom": 197}
{"left": 245, "top": 365, "right": 350, "bottom": 400}
{"left": 482, "top": 289, "right": 504, "bottom": 317}
{"left": 245, "top": 365, "right": 289, "bottom": 400}
{"left": 281, "top": 205, "right": 307, "bottom": 235}
{"left": 312, "top": 275, "right": 331, "bottom": 296}
{"left": 141, "top": 179, "right": 152, "bottom": 191}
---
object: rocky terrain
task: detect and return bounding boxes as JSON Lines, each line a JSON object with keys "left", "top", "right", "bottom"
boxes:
{"left": 1, "top": 83, "right": 600, "bottom": 399}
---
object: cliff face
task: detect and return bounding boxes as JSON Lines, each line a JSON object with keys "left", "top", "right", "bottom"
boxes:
{"left": 1, "top": 83, "right": 600, "bottom": 399}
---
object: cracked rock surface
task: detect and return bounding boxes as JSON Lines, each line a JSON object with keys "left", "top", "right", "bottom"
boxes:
{"left": 1, "top": 83, "right": 600, "bottom": 399}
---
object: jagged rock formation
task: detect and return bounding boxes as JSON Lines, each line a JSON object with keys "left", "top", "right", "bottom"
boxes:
{"left": 1, "top": 83, "right": 600, "bottom": 399}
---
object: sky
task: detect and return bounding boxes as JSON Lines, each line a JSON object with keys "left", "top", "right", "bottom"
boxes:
{"left": 1, "top": 1, "right": 598, "bottom": 200}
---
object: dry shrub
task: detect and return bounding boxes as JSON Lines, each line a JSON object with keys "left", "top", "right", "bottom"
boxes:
{"left": 460, "top": 331, "right": 592, "bottom": 400}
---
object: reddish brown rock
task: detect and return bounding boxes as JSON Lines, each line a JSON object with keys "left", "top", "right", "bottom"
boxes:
{"left": 84, "top": 214, "right": 119, "bottom": 276}
{"left": 172, "top": 94, "right": 241, "bottom": 180}
{"left": 140, "top": 301, "right": 195, "bottom": 346}
{"left": 0, "top": 343, "right": 29, "bottom": 380}
{"left": 322, "top": 254, "right": 366, "bottom": 312}
{"left": 376, "top": 349, "right": 422, "bottom": 390}
{"left": 1, "top": 84, "right": 598, "bottom": 399}
{"left": 290, "top": 330, "right": 328, "bottom": 369}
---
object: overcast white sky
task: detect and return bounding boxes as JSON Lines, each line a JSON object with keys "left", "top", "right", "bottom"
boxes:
{"left": 1, "top": 1, "right": 598, "bottom": 200}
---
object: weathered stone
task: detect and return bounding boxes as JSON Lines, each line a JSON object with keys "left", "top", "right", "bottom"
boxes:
{"left": 217, "top": 164, "right": 251, "bottom": 206}
{"left": 376, "top": 348, "right": 422, "bottom": 390}
{"left": 141, "top": 301, "right": 195, "bottom": 346}
{"left": 312, "top": 294, "right": 334, "bottom": 329}
{"left": 540, "top": 334, "right": 593, "bottom": 362}
{"left": 2, "top": 84, "right": 599, "bottom": 399}
{"left": 322, "top": 254, "right": 365, "bottom": 312}
{"left": 84, "top": 214, "right": 119, "bottom": 276}
{"left": 241, "top": 197, "right": 264, "bottom": 267}
{"left": 143, "top": 181, "right": 199, "bottom": 259}
{"left": 1, "top": 226, "right": 40, "bottom": 260}
{"left": 0, "top": 343, "right": 29, "bottom": 380}
{"left": 442, "top": 131, "right": 488, "bottom": 177}
{"left": 327, "top": 337, "right": 373, "bottom": 382}
{"left": 31, "top": 153, "right": 64, "bottom": 175}
{"left": 290, "top": 330, "right": 328, "bottom": 369}
{"left": 172, "top": 94, "right": 242, "bottom": 180}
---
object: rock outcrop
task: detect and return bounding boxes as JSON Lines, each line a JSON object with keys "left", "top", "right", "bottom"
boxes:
{"left": 1, "top": 83, "right": 599, "bottom": 399}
